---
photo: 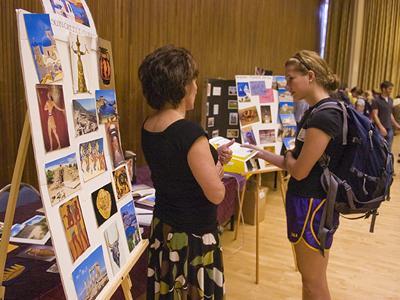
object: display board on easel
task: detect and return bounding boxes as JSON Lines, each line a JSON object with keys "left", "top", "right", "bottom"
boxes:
{"left": 15, "top": 1, "right": 145, "bottom": 299}
{"left": 204, "top": 79, "right": 241, "bottom": 142}
{"left": 235, "top": 75, "right": 282, "bottom": 171}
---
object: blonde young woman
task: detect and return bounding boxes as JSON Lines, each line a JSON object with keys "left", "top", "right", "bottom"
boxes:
{"left": 244, "top": 50, "right": 344, "bottom": 300}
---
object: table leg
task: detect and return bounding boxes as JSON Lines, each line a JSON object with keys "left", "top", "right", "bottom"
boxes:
{"left": 255, "top": 173, "right": 261, "bottom": 284}
{"left": 234, "top": 179, "right": 247, "bottom": 240}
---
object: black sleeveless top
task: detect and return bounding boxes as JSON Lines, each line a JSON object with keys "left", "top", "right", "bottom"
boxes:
{"left": 141, "top": 119, "right": 219, "bottom": 234}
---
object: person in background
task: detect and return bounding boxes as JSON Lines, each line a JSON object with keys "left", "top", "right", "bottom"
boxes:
{"left": 355, "top": 98, "right": 366, "bottom": 114}
{"left": 362, "top": 90, "right": 374, "bottom": 119}
{"left": 371, "top": 80, "right": 400, "bottom": 151}
{"left": 350, "top": 86, "right": 363, "bottom": 106}
{"left": 139, "top": 45, "right": 232, "bottom": 300}
{"left": 243, "top": 50, "right": 344, "bottom": 300}
{"left": 334, "top": 83, "right": 351, "bottom": 105}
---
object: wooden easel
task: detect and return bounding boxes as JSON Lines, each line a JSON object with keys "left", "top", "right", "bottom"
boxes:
{"left": 0, "top": 113, "right": 149, "bottom": 300}
{"left": 233, "top": 166, "right": 297, "bottom": 284}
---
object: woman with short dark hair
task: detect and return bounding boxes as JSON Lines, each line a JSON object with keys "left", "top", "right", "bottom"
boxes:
{"left": 139, "top": 45, "right": 230, "bottom": 300}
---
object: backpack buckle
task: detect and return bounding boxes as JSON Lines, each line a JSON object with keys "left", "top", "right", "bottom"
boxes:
{"left": 343, "top": 181, "right": 351, "bottom": 192}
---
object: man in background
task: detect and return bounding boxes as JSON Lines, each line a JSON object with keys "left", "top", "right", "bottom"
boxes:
{"left": 371, "top": 80, "right": 400, "bottom": 152}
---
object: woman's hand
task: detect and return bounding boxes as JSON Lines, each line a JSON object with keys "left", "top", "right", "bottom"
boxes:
{"left": 240, "top": 143, "right": 263, "bottom": 159}
{"left": 241, "top": 143, "right": 286, "bottom": 170}
{"left": 216, "top": 161, "right": 224, "bottom": 179}
{"left": 217, "top": 139, "right": 234, "bottom": 165}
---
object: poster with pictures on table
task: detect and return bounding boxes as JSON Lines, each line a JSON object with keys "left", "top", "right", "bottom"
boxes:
{"left": 205, "top": 79, "right": 241, "bottom": 142}
{"left": 235, "top": 75, "right": 281, "bottom": 170}
{"left": 17, "top": 5, "right": 142, "bottom": 299}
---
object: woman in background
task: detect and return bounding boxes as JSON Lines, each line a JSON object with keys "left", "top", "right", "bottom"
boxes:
{"left": 139, "top": 45, "right": 232, "bottom": 300}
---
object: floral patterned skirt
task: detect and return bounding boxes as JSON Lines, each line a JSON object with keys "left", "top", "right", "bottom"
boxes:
{"left": 147, "top": 217, "right": 225, "bottom": 300}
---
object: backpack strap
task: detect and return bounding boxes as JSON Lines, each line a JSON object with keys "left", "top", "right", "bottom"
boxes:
{"left": 310, "top": 101, "right": 348, "bottom": 145}
{"left": 311, "top": 101, "right": 348, "bottom": 255}
{"left": 317, "top": 167, "right": 339, "bottom": 256}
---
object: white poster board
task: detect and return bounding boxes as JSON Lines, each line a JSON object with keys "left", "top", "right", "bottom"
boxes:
{"left": 16, "top": 4, "right": 142, "bottom": 299}
{"left": 235, "top": 75, "right": 282, "bottom": 170}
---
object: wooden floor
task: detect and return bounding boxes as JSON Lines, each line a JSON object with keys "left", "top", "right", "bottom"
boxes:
{"left": 221, "top": 135, "right": 400, "bottom": 300}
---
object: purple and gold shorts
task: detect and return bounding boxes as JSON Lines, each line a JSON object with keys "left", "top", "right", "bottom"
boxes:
{"left": 285, "top": 193, "right": 339, "bottom": 251}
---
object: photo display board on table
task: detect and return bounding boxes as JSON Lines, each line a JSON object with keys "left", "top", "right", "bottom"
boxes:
{"left": 205, "top": 79, "right": 241, "bottom": 142}
{"left": 16, "top": 1, "right": 142, "bottom": 299}
{"left": 235, "top": 75, "right": 282, "bottom": 171}
{"left": 274, "top": 76, "right": 296, "bottom": 151}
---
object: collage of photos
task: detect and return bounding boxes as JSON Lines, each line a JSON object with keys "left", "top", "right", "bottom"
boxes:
{"left": 205, "top": 79, "right": 241, "bottom": 142}
{"left": 20, "top": 6, "right": 141, "bottom": 299}
{"left": 236, "top": 75, "right": 280, "bottom": 171}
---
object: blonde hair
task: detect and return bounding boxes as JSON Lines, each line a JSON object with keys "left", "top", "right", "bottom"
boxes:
{"left": 285, "top": 50, "right": 338, "bottom": 92}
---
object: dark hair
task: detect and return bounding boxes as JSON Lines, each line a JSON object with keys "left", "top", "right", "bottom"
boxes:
{"left": 138, "top": 45, "right": 199, "bottom": 110}
{"left": 350, "top": 86, "right": 363, "bottom": 96}
{"left": 380, "top": 80, "right": 393, "bottom": 90}
{"left": 285, "top": 50, "right": 339, "bottom": 92}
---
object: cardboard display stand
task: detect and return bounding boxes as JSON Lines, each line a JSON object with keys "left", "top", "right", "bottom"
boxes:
{"left": 0, "top": 3, "right": 148, "bottom": 300}
{"left": 204, "top": 79, "right": 242, "bottom": 142}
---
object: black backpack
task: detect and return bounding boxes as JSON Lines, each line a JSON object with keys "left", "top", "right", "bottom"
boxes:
{"left": 309, "top": 101, "right": 394, "bottom": 254}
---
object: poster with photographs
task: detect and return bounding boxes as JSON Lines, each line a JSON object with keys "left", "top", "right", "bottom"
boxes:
{"left": 204, "top": 79, "right": 241, "bottom": 142}
{"left": 235, "top": 75, "right": 281, "bottom": 170}
{"left": 36, "top": 84, "right": 70, "bottom": 152}
{"left": 70, "top": 34, "right": 93, "bottom": 94}
{"left": 18, "top": 8, "right": 143, "bottom": 300}
{"left": 98, "top": 38, "right": 116, "bottom": 89}
{"left": 72, "top": 98, "right": 98, "bottom": 136}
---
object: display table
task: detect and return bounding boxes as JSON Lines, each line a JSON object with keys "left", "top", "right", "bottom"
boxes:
{"left": 1, "top": 166, "right": 240, "bottom": 299}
